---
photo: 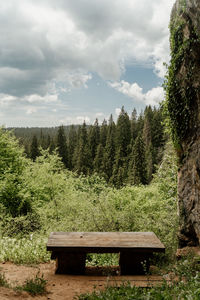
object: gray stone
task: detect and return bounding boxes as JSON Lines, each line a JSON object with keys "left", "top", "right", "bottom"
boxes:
{"left": 171, "top": 0, "right": 200, "bottom": 247}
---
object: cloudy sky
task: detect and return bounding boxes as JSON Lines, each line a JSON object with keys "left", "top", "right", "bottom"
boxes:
{"left": 0, "top": 0, "right": 175, "bottom": 127}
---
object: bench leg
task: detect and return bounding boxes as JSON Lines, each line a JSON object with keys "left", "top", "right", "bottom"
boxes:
{"left": 55, "top": 252, "right": 86, "bottom": 275}
{"left": 119, "top": 252, "right": 152, "bottom": 275}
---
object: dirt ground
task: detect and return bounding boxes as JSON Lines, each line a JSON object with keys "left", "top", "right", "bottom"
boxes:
{"left": 0, "top": 262, "right": 165, "bottom": 300}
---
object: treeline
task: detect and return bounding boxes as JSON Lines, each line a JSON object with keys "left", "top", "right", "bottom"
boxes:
{"left": 14, "top": 106, "right": 165, "bottom": 187}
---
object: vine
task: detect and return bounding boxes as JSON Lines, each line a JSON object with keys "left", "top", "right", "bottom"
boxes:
{"left": 164, "top": 12, "right": 200, "bottom": 155}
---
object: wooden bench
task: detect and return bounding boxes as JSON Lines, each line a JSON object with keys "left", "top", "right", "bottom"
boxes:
{"left": 47, "top": 232, "right": 165, "bottom": 275}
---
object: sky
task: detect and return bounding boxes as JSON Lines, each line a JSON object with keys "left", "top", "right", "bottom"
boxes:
{"left": 0, "top": 0, "right": 175, "bottom": 127}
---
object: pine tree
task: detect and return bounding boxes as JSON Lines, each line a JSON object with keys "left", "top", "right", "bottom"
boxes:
{"left": 151, "top": 107, "right": 165, "bottom": 165}
{"left": 39, "top": 129, "right": 46, "bottom": 149}
{"left": 115, "top": 107, "right": 131, "bottom": 157}
{"left": 49, "top": 138, "right": 56, "bottom": 154}
{"left": 56, "top": 125, "right": 68, "bottom": 168}
{"left": 130, "top": 108, "right": 137, "bottom": 140}
{"left": 74, "top": 121, "right": 91, "bottom": 175}
{"left": 72, "top": 125, "right": 81, "bottom": 169}
{"left": 145, "top": 143, "right": 154, "bottom": 183}
{"left": 143, "top": 107, "right": 153, "bottom": 182}
{"left": 68, "top": 125, "right": 77, "bottom": 170}
{"left": 128, "top": 134, "right": 147, "bottom": 185}
{"left": 112, "top": 107, "right": 131, "bottom": 185}
{"left": 30, "top": 135, "right": 40, "bottom": 161}
{"left": 135, "top": 111, "right": 144, "bottom": 137}
{"left": 110, "top": 147, "right": 126, "bottom": 188}
{"left": 93, "top": 144, "right": 104, "bottom": 175}
{"left": 46, "top": 135, "right": 51, "bottom": 149}
{"left": 100, "top": 119, "right": 107, "bottom": 147}
{"left": 88, "top": 119, "right": 100, "bottom": 162}
{"left": 102, "top": 115, "right": 116, "bottom": 181}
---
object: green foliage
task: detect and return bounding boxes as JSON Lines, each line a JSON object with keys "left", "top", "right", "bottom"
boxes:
{"left": 30, "top": 135, "right": 40, "bottom": 161}
{"left": 16, "top": 273, "right": 47, "bottom": 296}
{"left": 0, "top": 126, "right": 177, "bottom": 267}
{"left": 0, "top": 272, "right": 9, "bottom": 288}
{"left": 164, "top": 13, "right": 200, "bottom": 149}
{"left": 103, "top": 116, "right": 116, "bottom": 181}
{"left": 88, "top": 119, "right": 100, "bottom": 160}
{"left": 153, "top": 141, "right": 178, "bottom": 200}
{"left": 115, "top": 107, "right": 131, "bottom": 157}
{"left": 0, "top": 128, "right": 33, "bottom": 217}
{"left": 11, "top": 106, "right": 165, "bottom": 187}
{"left": 56, "top": 125, "right": 68, "bottom": 167}
{"left": 86, "top": 254, "right": 119, "bottom": 267}
{"left": 128, "top": 135, "right": 147, "bottom": 185}
{"left": 1, "top": 213, "right": 41, "bottom": 237}
{"left": 74, "top": 121, "right": 92, "bottom": 175}
{"left": 78, "top": 256, "right": 200, "bottom": 300}
{"left": 0, "top": 236, "right": 50, "bottom": 264}
{"left": 68, "top": 125, "right": 78, "bottom": 169}
{"left": 77, "top": 278, "right": 200, "bottom": 300}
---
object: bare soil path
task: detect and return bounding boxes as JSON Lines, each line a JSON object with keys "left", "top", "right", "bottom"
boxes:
{"left": 0, "top": 262, "right": 164, "bottom": 300}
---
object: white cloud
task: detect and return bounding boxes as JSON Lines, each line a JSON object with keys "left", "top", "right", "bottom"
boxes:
{"left": 59, "top": 115, "right": 91, "bottom": 125}
{"left": 66, "top": 73, "right": 92, "bottom": 89}
{"left": 26, "top": 107, "right": 37, "bottom": 115}
{"left": 95, "top": 112, "right": 104, "bottom": 118}
{"left": 76, "top": 116, "right": 91, "bottom": 124}
{"left": 23, "top": 94, "right": 58, "bottom": 103}
{"left": 110, "top": 80, "right": 164, "bottom": 105}
{"left": 115, "top": 108, "right": 121, "bottom": 116}
{"left": 0, "top": 0, "right": 174, "bottom": 99}
{"left": 0, "top": 92, "right": 59, "bottom": 106}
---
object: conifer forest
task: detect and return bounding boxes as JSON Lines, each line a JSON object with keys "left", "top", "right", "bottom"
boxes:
{"left": 2, "top": 0, "right": 200, "bottom": 299}
{"left": 12, "top": 105, "right": 165, "bottom": 188}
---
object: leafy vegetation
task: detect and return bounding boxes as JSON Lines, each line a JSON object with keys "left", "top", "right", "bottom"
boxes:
{"left": 0, "top": 272, "right": 9, "bottom": 288}
{"left": 0, "top": 118, "right": 186, "bottom": 299}
{"left": 15, "top": 273, "right": 47, "bottom": 296}
{"left": 10, "top": 105, "right": 165, "bottom": 187}
{"left": 164, "top": 9, "right": 200, "bottom": 154}
{"left": 0, "top": 127, "right": 177, "bottom": 265}
{"left": 77, "top": 275, "right": 200, "bottom": 300}
{"left": 78, "top": 255, "right": 200, "bottom": 300}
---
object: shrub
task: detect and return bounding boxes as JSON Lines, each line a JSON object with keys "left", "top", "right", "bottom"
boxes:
{"left": 1, "top": 212, "right": 41, "bottom": 237}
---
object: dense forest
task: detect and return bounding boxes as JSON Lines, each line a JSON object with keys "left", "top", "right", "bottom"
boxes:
{"left": 1, "top": 103, "right": 200, "bottom": 299}
{"left": 2, "top": 0, "right": 200, "bottom": 298}
{"left": 11, "top": 105, "right": 165, "bottom": 188}
{"left": 2, "top": 99, "right": 200, "bottom": 299}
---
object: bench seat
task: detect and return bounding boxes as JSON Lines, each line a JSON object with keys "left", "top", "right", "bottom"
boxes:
{"left": 47, "top": 232, "right": 165, "bottom": 275}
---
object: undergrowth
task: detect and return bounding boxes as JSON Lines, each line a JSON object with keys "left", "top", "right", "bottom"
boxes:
{"left": 0, "top": 272, "right": 9, "bottom": 288}
{"left": 77, "top": 256, "right": 200, "bottom": 300}
{"left": 15, "top": 273, "right": 47, "bottom": 296}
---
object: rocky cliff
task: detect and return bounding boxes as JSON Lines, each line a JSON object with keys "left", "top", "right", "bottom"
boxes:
{"left": 169, "top": 0, "right": 200, "bottom": 247}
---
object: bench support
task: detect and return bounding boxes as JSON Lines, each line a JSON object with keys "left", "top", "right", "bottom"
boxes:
{"left": 119, "top": 252, "right": 152, "bottom": 275}
{"left": 55, "top": 252, "right": 86, "bottom": 275}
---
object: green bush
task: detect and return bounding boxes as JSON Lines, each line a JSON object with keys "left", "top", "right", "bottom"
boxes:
{"left": 1, "top": 212, "right": 41, "bottom": 237}
{"left": 78, "top": 262, "right": 200, "bottom": 300}
{"left": 0, "top": 236, "right": 50, "bottom": 264}
{"left": 0, "top": 128, "right": 32, "bottom": 217}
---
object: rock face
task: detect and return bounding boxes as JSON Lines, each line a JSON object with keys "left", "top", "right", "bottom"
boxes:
{"left": 169, "top": 0, "right": 200, "bottom": 247}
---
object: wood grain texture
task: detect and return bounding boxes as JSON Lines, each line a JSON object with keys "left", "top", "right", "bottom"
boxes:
{"left": 47, "top": 232, "right": 165, "bottom": 253}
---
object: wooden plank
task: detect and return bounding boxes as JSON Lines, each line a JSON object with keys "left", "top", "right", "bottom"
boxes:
{"left": 55, "top": 252, "right": 86, "bottom": 274}
{"left": 119, "top": 251, "right": 152, "bottom": 275}
{"left": 47, "top": 232, "right": 165, "bottom": 253}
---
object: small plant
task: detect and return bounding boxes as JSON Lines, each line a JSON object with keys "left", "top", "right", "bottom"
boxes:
{"left": 77, "top": 258, "right": 200, "bottom": 300}
{"left": 0, "top": 272, "right": 9, "bottom": 287}
{"left": 16, "top": 273, "right": 47, "bottom": 296}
